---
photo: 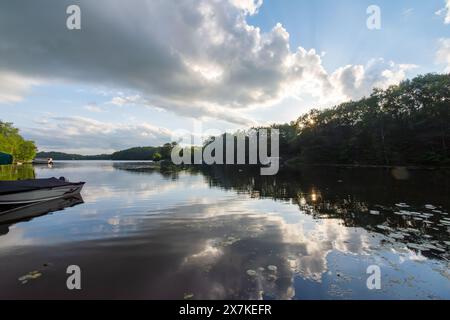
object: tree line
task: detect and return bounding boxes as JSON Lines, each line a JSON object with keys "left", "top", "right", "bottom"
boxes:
{"left": 0, "top": 121, "right": 37, "bottom": 162}
{"left": 174, "top": 73, "right": 449, "bottom": 168}
{"left": 281, "top": 73, "right": 450, "bottom": 166}
{"left": 37, "top": 143, "right": 177, "bottom": 161}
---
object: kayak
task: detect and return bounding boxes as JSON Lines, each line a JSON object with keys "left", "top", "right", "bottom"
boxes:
{"left": 0, "top": 177, "right": 85, "bottom": 205}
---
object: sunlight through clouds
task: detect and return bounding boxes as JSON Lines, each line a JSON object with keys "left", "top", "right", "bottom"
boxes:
{"left": 0, "top": 0, "right": 416, "bottom": 125}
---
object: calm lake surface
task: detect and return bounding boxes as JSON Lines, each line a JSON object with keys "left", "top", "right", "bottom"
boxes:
{"left": 0, "top": 161, "right": 449, "bottom": 300}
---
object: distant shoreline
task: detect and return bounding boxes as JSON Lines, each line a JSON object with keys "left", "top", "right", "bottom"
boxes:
{"left": 25, "top": 159, "right": 450, "bottom": 171}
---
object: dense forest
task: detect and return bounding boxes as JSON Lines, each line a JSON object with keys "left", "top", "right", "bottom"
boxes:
{"left": 110, "top": 145, "right": 173, "bottom": 161}
{"left": 0, "top": 121, "right": 37, "bottom": 163}
{"left": 282, "top": 73, "right": 450, "bottom": 166}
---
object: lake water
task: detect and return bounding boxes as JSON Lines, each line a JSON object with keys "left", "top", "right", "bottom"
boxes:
{"left": 0, "top": 161, "right": 449, "bottom": 299}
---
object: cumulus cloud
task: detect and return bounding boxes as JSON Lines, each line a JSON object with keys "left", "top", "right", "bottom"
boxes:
{"left": 330, "top": 59, "right": 417, "bottom": 102}
{"left": 229, "top": 0, "right": 263, "bottom": 15}
{"left": 437, "top": 38, "right": 450, "bottom": 72}
{"left": 108, "top": 94, "right": 255, "bottom": 125}
{"left": 436, "top": 0, "right": 450, "bottom": 24}
{"left": 0, "top": 72, "right": 40, "bottom": 103}
{"left": 0, "top": 0, "right": 413, "bottom": 124}
{"left": 23, "top": 116, "right": 173, "bottom": 154}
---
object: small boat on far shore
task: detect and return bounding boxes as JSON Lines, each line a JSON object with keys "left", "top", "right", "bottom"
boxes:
{"left": 32, "top": 158, "right": 54, "bottom": 165}
{"left": 0, "top": 177, "right": 85, "bottom": 205}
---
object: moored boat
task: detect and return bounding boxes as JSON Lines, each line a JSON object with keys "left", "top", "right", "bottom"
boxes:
{"left": 0, "top": 177, "right": 85, "bottom": 205}
{"left": 0, "top": 152, "right": 13, "bottom": 165}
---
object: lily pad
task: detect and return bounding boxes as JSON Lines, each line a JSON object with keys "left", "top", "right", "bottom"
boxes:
{"left": 377, "top": 225, "right": 393, "bottom": 231}
{"left": 184, "top": 293, "right": 194, "bottom": 300}
{"left": 267, "top": 265, "right": 278, "bottom": 272}
{"left": 267, "top": 274, "right": 277, "bottom": 281}
{"left": 407, "top": 243, "right": 430, "bottom": 251}
{"left": 389, "top": 233, "right": 405, "bottom": 240}
{"left": 18, "top": 271, "right": 43, "bottom": 284}
{"left": 246, "top": 269, "right": 257, "bottom": 277}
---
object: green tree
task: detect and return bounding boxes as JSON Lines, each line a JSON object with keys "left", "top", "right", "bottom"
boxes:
{"left": 161, "top": 142, "right": 177, "bottom": 160}
{"left": 0, "top": 121, "right": 37, "bottom": 162}
{"left": 287, "top": 73, "right": 450, "bottom": 166}
{"left": 153, "top": 152, "right": 162, "bottom": 162}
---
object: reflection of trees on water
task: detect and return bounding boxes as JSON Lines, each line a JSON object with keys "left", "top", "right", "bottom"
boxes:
{"left": 203, "top": 166, "right": 450, "bottom": 206}
{"left": 111, "top": 162, "right": 183, "bottom": 180}
{"left": 201, "top": 166, "right": 450, "bottom": 259}
{"left": 0, "top": 164, "right": 35, "bottom": 181}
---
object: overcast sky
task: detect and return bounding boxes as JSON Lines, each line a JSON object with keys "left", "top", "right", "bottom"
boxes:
{"left": 1, "top": 0, "right": 449, "bottom": 154}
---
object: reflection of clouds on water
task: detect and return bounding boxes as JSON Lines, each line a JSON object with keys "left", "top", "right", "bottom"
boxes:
{"left": 142, "top": 197, "right": 376, "bottom": 299}
{"left": 0, "top": 226, "right": 36, "bottom": 248}
{"left": 398, "top": 249, "right": 427, "bottom": 263}
{"left": 256, "top": 214, "right": 372, "bottom": 283}
{"left": 81, "top": 177, "right": 206, "bottom": 204}
{"left": 82, "top": 183, "right": 177, "bottom": 203}
{"left": 183, "top": 239, "right": 224, "bottom": 266}
{"left": 107, "top": 215, "right": 141, "bottom": 235}
{"left": 63, "top": 194, "right": 391, "bottom": 299}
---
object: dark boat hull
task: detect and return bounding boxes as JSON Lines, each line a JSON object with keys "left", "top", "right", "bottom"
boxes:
{"left": 0, "top": 181, "right": 85, "bottom": 205}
